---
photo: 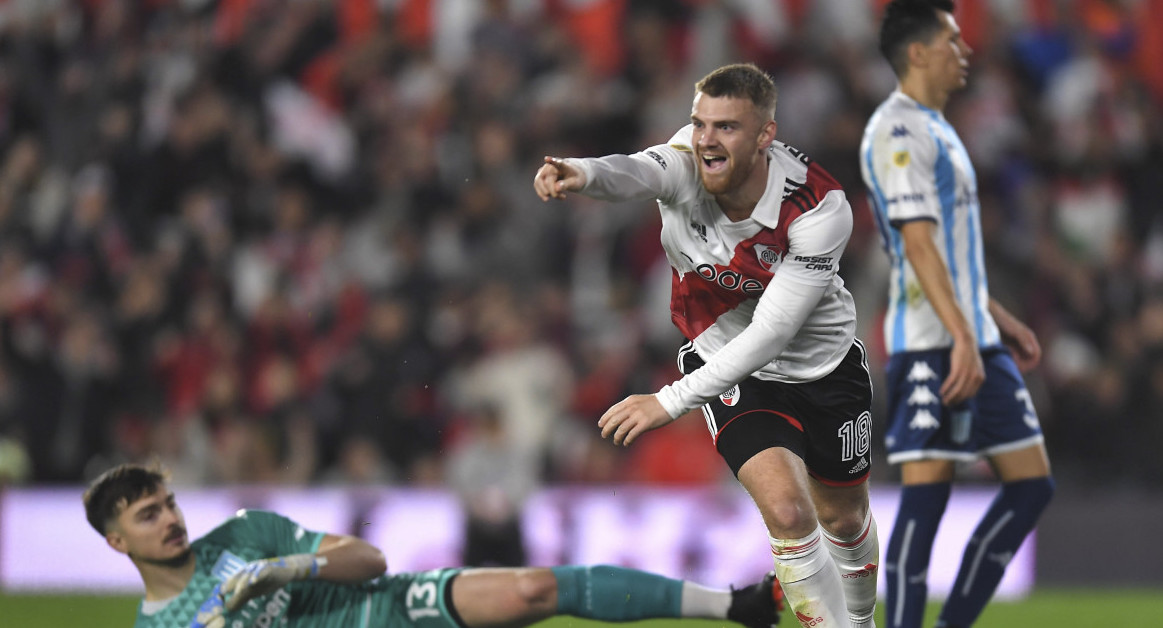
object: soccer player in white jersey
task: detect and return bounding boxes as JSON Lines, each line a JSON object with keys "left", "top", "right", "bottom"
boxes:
{"left": 535, "top": 63, "right": 879, "bottom": 628}
{"left": 859, "top": 2, "right": 1055, "bottom": 627}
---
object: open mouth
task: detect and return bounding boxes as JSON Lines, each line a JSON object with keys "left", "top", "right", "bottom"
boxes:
{"left": 164, "top": 529, "right": 187, "bottom": 545}
{"left": 701, "top": 154, "right": 728, "bottom": 173}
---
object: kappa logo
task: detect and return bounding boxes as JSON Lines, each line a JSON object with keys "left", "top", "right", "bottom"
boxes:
{"left": 891, "top": 125, "right": 911, "bottom": 138}
{"left": 907, "top": 385, "right": 939, "bottom": 406}
{"left": 754, "top": 243, "right": 784, "bottom": 272}
{"left": 907, "top": 361, "right": 938, "bottom": 382}
{"left": 720, "top": 385, "right": 741, "bottom": 407}
{"left": 909, "top": 408, "right": 940, "bottom": 430}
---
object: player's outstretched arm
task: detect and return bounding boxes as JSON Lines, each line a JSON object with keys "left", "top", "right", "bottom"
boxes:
{"left": 222, "top": 534, "right": 385, "bottom": 612}
{"left": 313, "top": 534, "right": 388, "bottom": 582}
{"left": 221, "top": 553, "right": 325, "bottom": 612}
{"left": 534, "top": 156, "right": 587, "bottom": 201}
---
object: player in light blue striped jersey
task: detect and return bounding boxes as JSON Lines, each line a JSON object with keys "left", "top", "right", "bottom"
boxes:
{"left": 860, "top": 2, "right": 1055, "bottom": 627}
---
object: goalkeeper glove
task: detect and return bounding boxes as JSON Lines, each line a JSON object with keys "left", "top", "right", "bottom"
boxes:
{"left": 221, "top": 553, "right": 327, "bottom": 612}
{"left": 190, "top": 584, "right": 226, "bottom": 628}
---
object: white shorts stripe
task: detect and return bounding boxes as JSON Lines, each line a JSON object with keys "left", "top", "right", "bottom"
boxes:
{"left": 700, "top": 404, "right": 717, "bottom": 439}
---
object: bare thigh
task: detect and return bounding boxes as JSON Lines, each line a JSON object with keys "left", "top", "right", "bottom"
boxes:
{"left": 900, "top": 459, "right": 956, "bottom": 485}
{"left": 989, "top": 442, "right": 1051, "bottom": 481}
{"left": 898, "top": 441, "right": 1050, "bottom": 485}
{"left": 737, "top": 446, "right": 819, "bottom": 539}
{"left": 449, "top": 568, "right": 557, "bottom": 628}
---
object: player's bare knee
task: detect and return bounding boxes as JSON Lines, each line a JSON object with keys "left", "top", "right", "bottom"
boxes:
{"left": 816, "top": 497, "right": 869, "bottom": 539}
{"left": 761, "top": 499, "right": 818, "bottom": 538}
{"left": 818, "top": 508, "right": 867, "bottom": 540}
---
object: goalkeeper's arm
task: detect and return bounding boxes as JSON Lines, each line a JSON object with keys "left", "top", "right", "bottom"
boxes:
{"left": 222, "top": 534, "right": 387, "bottom": 612}
{"left": 312, "top": 534, "right": 388, "bottom": 582}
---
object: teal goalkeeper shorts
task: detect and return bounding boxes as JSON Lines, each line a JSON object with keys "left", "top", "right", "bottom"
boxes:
{"left": 398, "top": 568, "right": 465, "bottom": 628}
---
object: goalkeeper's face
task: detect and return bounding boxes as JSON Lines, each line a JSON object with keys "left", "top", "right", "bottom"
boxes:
{"left": 108, "top": 487, "right": 192, "bottom": 567}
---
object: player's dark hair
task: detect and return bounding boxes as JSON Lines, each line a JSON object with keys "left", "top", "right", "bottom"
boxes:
{"left": 879, "top": 0, "right": 956, "bottom": 77}
{"left": 695, "top": 63, "right": 778, "bottom": 120}
{"left": 83, "top": 463, "right": 169, "bottom": 535}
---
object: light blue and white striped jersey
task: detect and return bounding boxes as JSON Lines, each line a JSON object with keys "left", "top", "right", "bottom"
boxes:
{"left": 860, "top": 89, "right": 999, "bottom": 354}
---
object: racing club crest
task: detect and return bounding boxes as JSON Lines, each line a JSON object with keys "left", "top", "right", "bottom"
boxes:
{"left": 753, "top": 244, "right": 784, "bottom": 272}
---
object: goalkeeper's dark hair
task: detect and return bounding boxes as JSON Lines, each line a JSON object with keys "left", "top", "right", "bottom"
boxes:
{"left": 695, "top": 63, "right": 778, "bottom": 120}
{"left": 83, "top": 463, "right": 170, "bottom": 535}
{"left": 879, "top": 0, "right": 956, "bottom": 77}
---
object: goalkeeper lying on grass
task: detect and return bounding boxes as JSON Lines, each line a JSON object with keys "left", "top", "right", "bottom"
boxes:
{"left": 84, "top": 463, "right": 784, "bottom": 628}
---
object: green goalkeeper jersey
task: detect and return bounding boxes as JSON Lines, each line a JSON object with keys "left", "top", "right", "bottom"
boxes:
{"left": 133, "top": 509, "right": 440, "bottom": 628}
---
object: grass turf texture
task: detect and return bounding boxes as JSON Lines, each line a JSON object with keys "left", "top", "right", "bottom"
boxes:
{"left": 2, "top": 589, "right": 1161, "bottom": 627}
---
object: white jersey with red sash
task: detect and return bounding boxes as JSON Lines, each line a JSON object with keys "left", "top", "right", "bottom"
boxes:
{"left": 566, "top": 125, "right": 857, "bottom": 418}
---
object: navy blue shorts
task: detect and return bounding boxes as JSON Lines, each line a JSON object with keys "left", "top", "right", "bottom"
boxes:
{"left": 680, "top": 340, "right": 874, "bottom": 486}
{"left": 884, "top": 347, "right": 1044, "bottom": 464}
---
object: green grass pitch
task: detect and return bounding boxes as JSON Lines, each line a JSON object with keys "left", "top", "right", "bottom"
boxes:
{"left": 2, "top": 589, "right": 1162, "bottom": 627}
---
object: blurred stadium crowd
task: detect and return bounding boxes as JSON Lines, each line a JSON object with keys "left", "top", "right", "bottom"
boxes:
{"left": 0, "top": 0, "right": 1161, "bottom": 496}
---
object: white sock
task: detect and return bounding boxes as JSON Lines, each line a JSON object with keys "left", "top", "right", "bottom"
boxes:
{"left": 823, "top": 512, "right": 880, "bottom": 627}
{"left": 679, "top": 582, "right": 731, "bottom": 618}
{"left": 771, "top": 526, "right": 851, "bottom": 628}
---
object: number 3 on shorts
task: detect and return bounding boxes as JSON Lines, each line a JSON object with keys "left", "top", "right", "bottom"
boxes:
{"left": 406, "top": 580, "right": 440, "bottom": 621}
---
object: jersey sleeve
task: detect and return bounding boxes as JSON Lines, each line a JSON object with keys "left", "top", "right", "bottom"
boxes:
{"left": 779, "top": 189, "right": 853, "bottom": 286}
{"left": 654, "top": 191, "right": 853, "bottom": 418}
{"left": 874, "top": 116, "right": 939, "bottom": 226}
{"left": 656, "top": 278, "right": 828, "bottom": 418}
{"left": 225, "top": 509, "right": 327, "bottom": 557}
{"left": 567, "top": 126, "right": 695, "bottom": 205}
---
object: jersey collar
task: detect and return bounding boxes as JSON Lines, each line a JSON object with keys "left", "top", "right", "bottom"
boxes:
{"left": 894, "top": 89, "right": 942, "bottom": 119}
{"left": 749, "top": 150, "right": 785, "bottom": 229}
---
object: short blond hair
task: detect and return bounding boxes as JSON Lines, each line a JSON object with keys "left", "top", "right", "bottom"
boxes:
{"left": 695, "top": 63, "right": 778, "bottom": 120}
